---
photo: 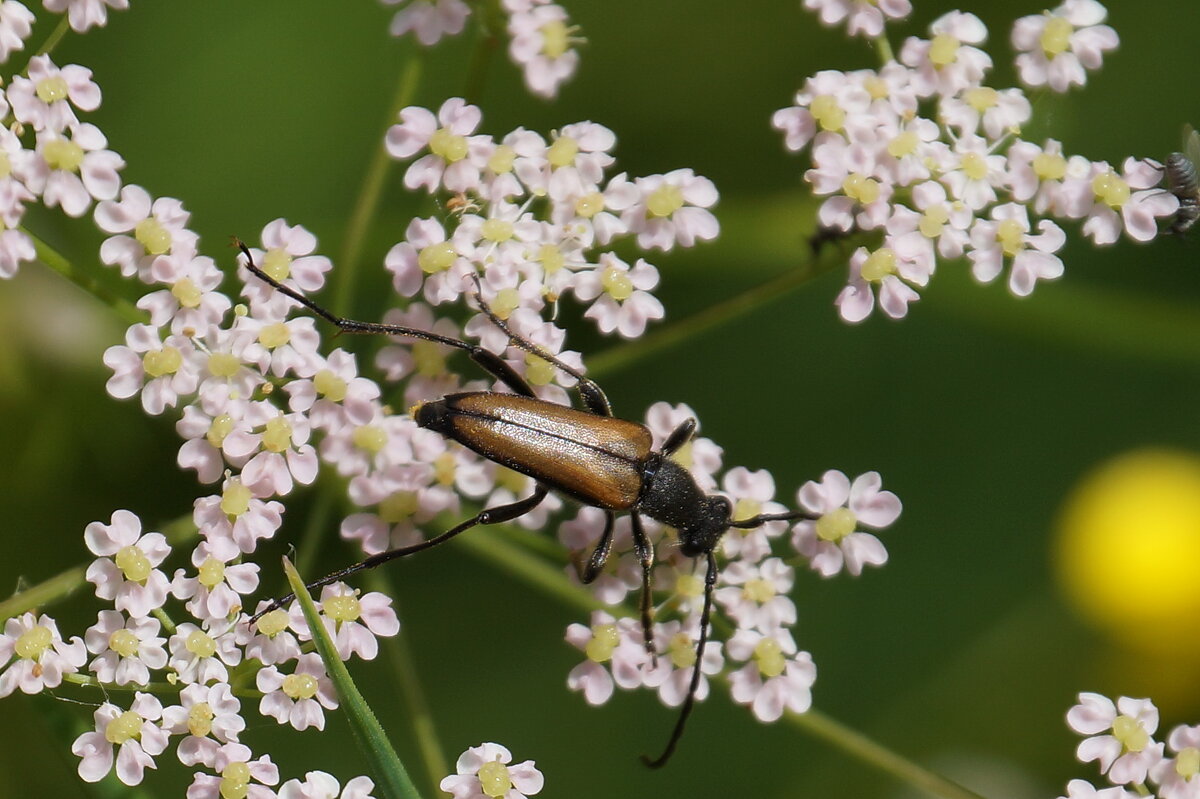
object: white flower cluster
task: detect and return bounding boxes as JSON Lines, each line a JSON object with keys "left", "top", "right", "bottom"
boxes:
{"left": 381, "top": 0, "right": 582, "bottom": 99}
{"left": 563, "top": 458, "right": 899, "bottom": 725}
{"left": 1061, "top": 692, "right": 1200, "bottom": 799}
{"left": 778, "top": 2, "right": 1171, "bottom": 323}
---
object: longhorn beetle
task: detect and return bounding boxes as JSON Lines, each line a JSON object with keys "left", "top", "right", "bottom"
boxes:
{"left": 237, "top": 240, "right": 816, "bottom": 767}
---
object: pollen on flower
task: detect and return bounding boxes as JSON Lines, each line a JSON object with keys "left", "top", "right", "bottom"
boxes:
{"left": 310, "top": 370, "right": 347, "bottom": 402}
{"left": 433, "top": 452, "right": 457, "bottom": 486}
{"left": 142, "top": 346, "right": 182, "bottom": 378}
{"left": 208, "top": 353, "right": 241, "bottom": 379}
{"left": 104, "top": 710, "right": 143, "bottom": 745}
{"left": 600, "top": 264, "right": 634, "bottom": 301}
{"left": 863, "top": 75, "right": 889, "bottom": 100}
{"left": 261, "top": 248, "right": 292, "bottom": 282}
{"left": 378, "top": 490, "right": 419, "bottom": 523}
{"left": 743, "top": 577, "right": 777, "bottom": 604}
{"left": 646, "top": 184, "right": 685, "bottom": 219}
{"left": 258, "top": 322, "right": 291, "bottom": 350}
{"left": 477, "top": 760, "right": 513, "bottom": 799}
{"left": 207, "top": 414, "right": 235, "bottom": 447}
{"left": 965, "top": 86, "right": 998, "bottom": 112}
{"left": 1176, "top": 747, "right": 1200, "bottom": 778}
{"left": 574, "top": 191, "right": 604, "bottom": 219}
{"left": 481, "top": 218, "right": 514, "bottom": 243}
{"left": 429, "top": 128, "right": 468, "bottom": 162}
{"left": 919, "top": 205, "right": 950, "bottom": 238}
{"left": 134, "top": 218, "right": 171, "bottom": 255}
{"left": 809, "top": 95, "right": 844, "bottom": 131}
{"left": 489, "top": 144, "right": 516, "bottom": 174}
{"left": 412, "top": 340, "right": 448, "bottom": 376}
{"left": 960, "top": 152, "right": 989, "bottom": 181}
{"left": 418, "top": 241, "right": 457, "bottom": 274}
{"left": 221, "top": 761, "right": 252, "bottom": 799}
{"left": 584, "top": 623, "right": 619, "bottom": 662}
{"left": 860, "top": 248, "right": 897, "bottom": 282}
{"left": 108, "top": 629, "right": 140, "bottom": 658}
{"left": 281, "top": 673, "right": 319, "bottom": 700}
{"left": 733, "top": 497, "right": 763, "bottom": 524}
{"left": 1112, "top": 714, "right": 1150, "bottom": 752}
{"left": 323, "top": 594, "right": 361, "bottom": 622}
{"left": 523, "top": 354, "right": 555, "bottom": 386}
{"left": 675, "top": 572, "right": 703, "bottom": 599}
{"left": 36, "top": 75, "right": 68, "bottom": 103}
{"left": 187, "top": 702, "right": 215, "bottom": 737}
{"left": 1040, "top": 14, "right": 1073, "bottom": 57}
{"left": 667, "top": 631, "right": 697, "bottom": 669}
{"left": 753, "top": 637, "right": 786, "bottom": 678}
{"left": 887, "top": 131, "right": 919, "bottom": 158}
{"left": 928, "top": 33, "right": 960, "bottom": 66}
{"left": 197, "top": 558, "right": 226, "bottom": 589}
{"left": 14, "top": 625, "right": 52, "bottom": 659}
{"left": 842, "top": 173, "right": 880, "bottom": 204}
{"left": 815, "top": 507, "right": 857, "bottom": 542}
{"left": 547, "top": 136, "right": 579, "bottom": 168}
{"left": 115, "top": 545, "right": 153, "bottom": 582}
{"left": 491, "top": 287, "right": 521, "bottom": 318}
{"left": 254, "top": 609, "right": 290, "bottom": 637}
{"left": 352, "top": 425, "right": 388, "bottom": 454}
{"left": 1092, "top": 171, "right": 1130, "bottom": 208}
{"left": 186, "top": 629, "right": 217, "bottom": 658}
{"left": 172, "top": 278, "right": 203, "bottom": 309}
{"left": 537, "top": 243, "right": 566, "bottom": 273}
{"left": 540, "top": 18, "right": 570, "bottom": 58}
{"left": 1033, "top": 151, "right": 1067, "bottom": 181}
{"left": 261, "top": 416, "right": 293, "bottom": 453}
{"left": 996, "top": 218, "right": 1026, "bottom": 257}
{"left": 43, "top": 138, "right": 83, "bottom": 172}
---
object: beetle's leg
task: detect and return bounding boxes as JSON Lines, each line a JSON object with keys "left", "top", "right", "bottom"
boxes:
{"left": 250, "top": 486, "right": 550, "bottom": 624}
{"left": 236, "top": 240, "right": 539, "bottom": 399}
{"left": 659, "top": 418, "right": 697, "bottom": 457}
{"left": 468, "top": 282, "right": 613, "bottom": 417}
{"left": 642, "top": 550, "right": 717, "bottom": 769}
{"left": 579, "top": 511, "right": 616, "bottom": 584}
{"left": 629, "top": 512, "right": 656, "bottom": 654}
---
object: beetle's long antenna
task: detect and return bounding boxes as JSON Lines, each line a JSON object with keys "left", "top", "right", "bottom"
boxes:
{"left": 728, "top": 509, "right": 816, "bottom": 529}
{"left": 233, "top": 239, "right": 478, "bottom": 353}
{"left": 642, "top": 550, "right": 718, "bottom": 769}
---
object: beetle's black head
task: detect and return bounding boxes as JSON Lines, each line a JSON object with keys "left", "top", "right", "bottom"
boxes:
{"left": 676, "top": 495, "right": 732, "bottom": 557}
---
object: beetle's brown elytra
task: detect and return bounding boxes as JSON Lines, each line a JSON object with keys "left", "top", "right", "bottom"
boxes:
{"left": 236, "top": 240, "right": 817, "bottom": 768}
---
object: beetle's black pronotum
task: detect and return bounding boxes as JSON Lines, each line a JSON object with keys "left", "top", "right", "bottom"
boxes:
{"left": 237, "top": 241, "right": 814, "bottom": 767}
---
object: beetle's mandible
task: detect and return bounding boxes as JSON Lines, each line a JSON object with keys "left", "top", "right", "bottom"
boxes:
{"left": 236, "top": 240, "right": 814, "bottom": 767}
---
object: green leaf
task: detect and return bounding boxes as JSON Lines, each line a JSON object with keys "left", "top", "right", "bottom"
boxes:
{"left": 282, "top": 558, "right": 424, "bottom": 799}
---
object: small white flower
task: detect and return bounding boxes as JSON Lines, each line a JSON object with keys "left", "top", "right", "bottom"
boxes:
{"left": 42, "top": 0, "right": 128, "bottom": 32}
{"left": 440, "top": 743, "right": 544, "bottom": 799}
{"left": 0, "top": 612, "right": 86, "bottom": 696}
{"left": 84, "top": 509, "right": 173, "bottom": 617}
{"left": 1068, "top": 693, "right": 1165, "bottom": 785}
{"left": 791, "top": 470, "right": 900, "bottom": 576}
{"left": 257, "top": 653, "right": 338, "bottom": 731}
{"left": 1013, "top": 0, "right": 1118, "bottom": 93}
{"left": 384, "top": 0, "right": 471, "bottom": 46}
{"left": 71, "top": 693, "right": 168, "bottom": 785}
{"left": 84, "top": 610, "right": 167, "bottom": 685}
{"left": 7, "top": 54, "right": 101, "bottom": 131}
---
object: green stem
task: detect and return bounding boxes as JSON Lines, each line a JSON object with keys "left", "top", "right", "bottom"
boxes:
{"left": 64, "top": 673, "right": 182, "bottom": 694}
{"left": 873, "top": 33, "right": 895, "bottom": 65}
{"left": 586, "top": 263, "right": 831, "bottom": 379}
{"left": 462, "top": 29, "right": 500, "bottom": 105}
{"left": 786, "top": 709, "right": 987, "bottom": 799}
{"left": 32, "top": 13, "right": 71, "bottom": 59}
{"left": 0, "top": 565, "right": 87, "bottom": 620}
{"left": 294, "top": 479, "right": 339, "bottom": 584}
{"left": 27, "top": 230, "right": 146, "bottom": 325}
{"left": 365, "top": 572, "right": 449, "bottom": 797}
{"left": 335, "top": 52, "right": 425, "bottom": 314}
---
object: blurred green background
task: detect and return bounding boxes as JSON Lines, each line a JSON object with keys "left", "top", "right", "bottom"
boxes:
{"left": 2, "top": 1, "right": 1199, "bottom": 797}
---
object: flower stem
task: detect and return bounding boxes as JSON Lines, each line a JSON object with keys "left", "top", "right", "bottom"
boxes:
{"left": 32, "top": 13, "right": 71, "bottom": 59}
{"left": 0, "top": 564, "right": 87, "bottom": 621}
{"left": 586, "top": 262, "right": 832, "bottom": 379}
{"left": 786, "top": 709, "right": 987, "bottom": 799}
{"left": 26, "top": 229, "right": 147, "bottom": 325}
{"left": 462, "top": 28, "right": 500, "bottom": 105}
{"left": 334, "top": 50, "right": 425, "bottom": 315}
{"left": 365, "top": 571, "right": 450, "bottom": 797}
{"left": 874, "top": 34, "right": 896, "bottom": 65}
{"left": 63, "top": 673, "right": 181, "bottom": 694}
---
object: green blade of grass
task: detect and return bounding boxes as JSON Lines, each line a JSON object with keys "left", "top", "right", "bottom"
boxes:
{"left": 282, "top": 558, "right": 424, "bottom": 799}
